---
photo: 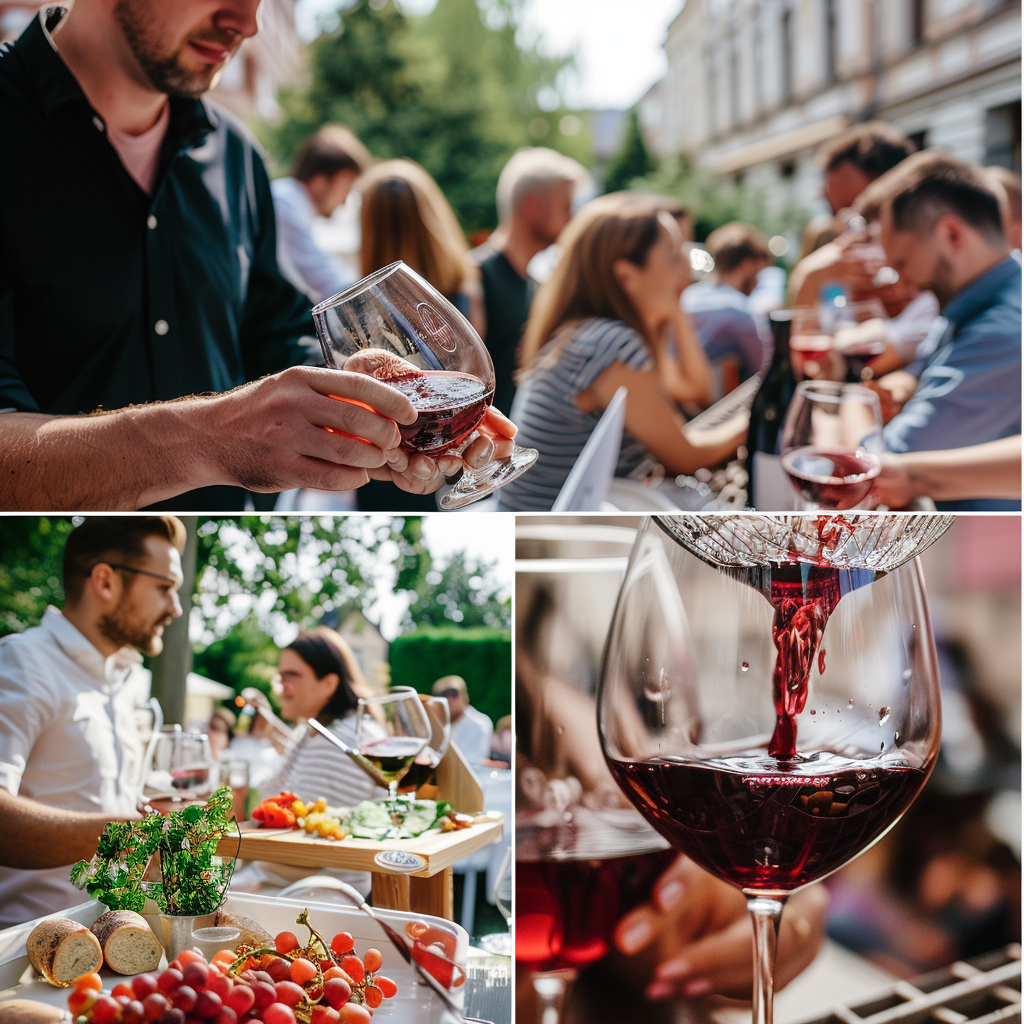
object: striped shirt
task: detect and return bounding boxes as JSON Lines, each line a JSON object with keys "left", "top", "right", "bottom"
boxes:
{"left": 257, "top": 714, "right": 383, "bottom": 894}
{"left": 497, "top": 318, "right": 653, "bottom": 511}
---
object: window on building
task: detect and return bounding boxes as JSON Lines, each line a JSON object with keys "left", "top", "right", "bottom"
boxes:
{"left": 824, "top": 0, "right": 838, "bottom": 82}
{"left": 781, "top": 8, "right": 794, "bottom": 104}
{"left": 985, "top": 102, "right": 1022, "bottom": 174}
{"left": 910, "top": 0, "right": 926, "bottom": 46}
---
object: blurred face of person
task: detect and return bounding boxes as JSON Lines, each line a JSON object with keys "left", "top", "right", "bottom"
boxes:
{"left": 113, "top": 0, "right": 260, "bottom": 98}
{"left": 307, "top": 169, "right": 359, "bottom": 218}
{"left": 880, "top": 210, "right": 960, "bottom": 306}
{"left": 436, "top": 687, "right": 466, "bottom": 723}
{"left": 823, "top": 161, "right": 873, "bottom": 215}
{"left": 275, "top": 648, "right": 339, "bottom": 723}
{"left": 98, "top": 537, "right": 183, "bottom": 656}
{"left": 522, "top": 181, "right": 575, "bottom": 248}
{"left": 733, "top": 256, "right": 768, "bottom": 296}
{"left": 614, "top": 215, "right": 689, "bottom": 325}
{"left": 208, "top": 716, "right": 231, "bottom": 758}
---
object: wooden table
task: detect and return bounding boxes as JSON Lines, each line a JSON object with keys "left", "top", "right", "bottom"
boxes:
{"left": 217, "top": 818, "right": 503, "bottom": 922}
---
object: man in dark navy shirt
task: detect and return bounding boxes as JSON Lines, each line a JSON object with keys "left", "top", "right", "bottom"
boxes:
{"left": 0, "top": 1, "right": 514, "bottom": 510}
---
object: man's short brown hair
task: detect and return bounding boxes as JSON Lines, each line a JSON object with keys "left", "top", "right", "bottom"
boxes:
{"left": 63, "top": 516, "right": 186, "bottom": 605}
{"left": 987, "top": 165, "right": 1022, "bottom": 226}
{"left": 872, "top": 151, "right": 1005, "bottom": 242}
{"left": 291, "top": 125, "right": 372, "bottom": 183}
{"left": 705, "top": 221, "right": 771, "bottom": 274}
{"left": 818, "top": 121, "right": 916, "bottom": 180}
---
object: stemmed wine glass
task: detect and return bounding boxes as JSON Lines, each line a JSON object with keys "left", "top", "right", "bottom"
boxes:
{"left": 831, "top": 298, "right": 889, "bottom": 381}
{"left": 398, "top": 695, "right": 452, "bottom": 794}
{"left": 477, "top": 845, "right": 512, "bottom": 956}
{"left": 780, "top": 380, "right": 884, "bottom": 510}
{"left": 142, "top": 726, "right": 214, "bottom": 813}
{"left": 353, "top": 687, "right": 431, "bottom": 816}
{"left": 597, "top": 514, "right": 951, "bottom": 1024}
{"left": 312, "top": 261, "right": 539, "bottom": 509}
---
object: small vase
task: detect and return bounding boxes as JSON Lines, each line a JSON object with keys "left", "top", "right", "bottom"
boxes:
{"left": 159, "top": 911, "right": 217, "bottom": 962}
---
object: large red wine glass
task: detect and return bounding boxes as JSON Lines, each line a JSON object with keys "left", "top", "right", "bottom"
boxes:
{"left": 597, "top": 514, "right": 950, "bottom": 1024}
{"left": 780, "top": 380, "right": 884, "bottom": 510}
{"left": 516, "top": 523, "right": 672, "bottom": 1023}
{"left": 312, "top": 261, "right": 538, "bottom": 509}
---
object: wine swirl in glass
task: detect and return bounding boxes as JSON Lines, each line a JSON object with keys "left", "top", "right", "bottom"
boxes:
{"left": 312, "top": 261, "right": 539, "bottom": 509}
{"left": 597, "top": 514, "right": 946, "bottom": 1024}
{"left": 781, "top": 380, "right": 884, "bottom": 510}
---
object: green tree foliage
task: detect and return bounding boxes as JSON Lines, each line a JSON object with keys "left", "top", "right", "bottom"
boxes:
{"left": 266, "top": 0, "right": 580, "bottom": 234}
{"left": 639, "top": 154, "right": 809, "bottom": 248}
{"left": 403, "top": 549, "right": 510, "bottom": 630}
{"left": 603, "top": 108, "right": 658, "bottom": 194}
{"left": 0, "top": 516, "right": 74, "bottom": 636}
{"left": 389, "top": 626, "right": 511, "bottom": 723}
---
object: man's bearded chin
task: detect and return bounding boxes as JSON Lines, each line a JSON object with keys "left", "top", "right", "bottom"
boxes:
{"left": 114, "top": 1, "right": 223, "bottom": 99}
{"left": 99, "top": 605, "right": 165, "bottom": 656}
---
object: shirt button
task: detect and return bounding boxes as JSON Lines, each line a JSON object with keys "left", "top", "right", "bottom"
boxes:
{"left": 147, "top": 215, "right": 158, "bottom": 230}
{"left": 154, "top": 320, "right": 169, "bottom": 336}
{"left": 92, "top": 115, "right": 104, "bottom": 132}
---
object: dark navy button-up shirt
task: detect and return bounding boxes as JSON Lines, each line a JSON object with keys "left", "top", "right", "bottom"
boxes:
{"left": 0, "top": 9, "right": 317, "bottom": 510}
{"left": 884, "top": 256, "right": 1022, "bottom": 511}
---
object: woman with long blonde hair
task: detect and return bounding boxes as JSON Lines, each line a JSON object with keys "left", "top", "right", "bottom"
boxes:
{"left": 497, "top": 192, "right": 747, "bottom": 511}
{"left": 357, "top": 159, "right": 484, "bottom": 334}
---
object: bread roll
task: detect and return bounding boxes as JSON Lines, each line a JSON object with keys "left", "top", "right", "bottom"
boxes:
{"left": 25, "top": 918, "right": 102, "bottom": 987}
{"left": 90, "top": 910, "right": 162, "bottom": 975}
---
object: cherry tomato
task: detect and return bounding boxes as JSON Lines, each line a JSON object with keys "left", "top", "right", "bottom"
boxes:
{"left": 330, "top": 932, "right": 354, "bottom": 957}
{"left": 275, "top": 932, "right": 299, "bottom": 955}
{"left": 362, "top": 948, "right": 382, "bottom": 974}
{"left": 375, "top": 975, "right": 397, "bottom": 998}
{"left": 261, "top": 1003, "right": 297, "bottom": 1024}
{"left": 73, "top": 973, "right": 104, "bottom": 993}
{"left": 288, "top": 957, "right": 317, "bottom": 986}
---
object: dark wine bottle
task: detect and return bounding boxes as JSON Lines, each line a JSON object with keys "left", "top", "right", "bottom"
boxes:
{"left": 745, "top": 310, "right": 797, "bottom": 509}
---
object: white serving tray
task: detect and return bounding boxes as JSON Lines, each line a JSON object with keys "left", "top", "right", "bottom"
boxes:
{"left": 0, "top": 892, "right": 467, "bottom": 1024}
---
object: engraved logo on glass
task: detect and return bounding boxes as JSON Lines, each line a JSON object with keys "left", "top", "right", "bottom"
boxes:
{"left": 416, "top": 302, "right": 458, "bottom": 353}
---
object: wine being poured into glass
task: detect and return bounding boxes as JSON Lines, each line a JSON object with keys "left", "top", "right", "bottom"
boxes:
{"left": 312, "top": 261, "right": 538, "bottom": 508}
{"left": 597, "top": 514, "right": 950, "bottom": 1024}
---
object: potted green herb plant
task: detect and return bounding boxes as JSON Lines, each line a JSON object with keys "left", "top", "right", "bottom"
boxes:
{"left": 72, "top": 787, "right": 239, "bottom": 959}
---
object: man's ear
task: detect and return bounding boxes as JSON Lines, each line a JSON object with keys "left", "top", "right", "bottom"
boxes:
{"left": 86, "top": 562, "right": 120, "bottom": 604}
{"left": 934, "top": 213, "right": 966, "bottom": 252}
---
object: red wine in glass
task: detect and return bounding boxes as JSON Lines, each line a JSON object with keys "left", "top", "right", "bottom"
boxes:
{"left": 837, "top": 339, "right": 887, "bottom": 380}
{"left": 387, "top": 371, "right": 493, "bottom": 456}
{"left": 169, "top": 766, "right": 210, "bottom": 790}
{"left": 516, "top": 810, "right": 674, "bottom": 973}
{"left": 607, "top": 751, "right": 926, "bottom": 892}
{"left": 398, "top": 746, "right": 443, "bottom": 791}
{"left": 781, "top": 446, "right": 880, "bottom": 510}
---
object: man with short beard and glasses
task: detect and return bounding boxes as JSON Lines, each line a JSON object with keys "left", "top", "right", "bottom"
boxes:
{"left": 0, "top": 517, "right": 185, "bottom": 926}
{"left": 0, "top": 1, "right": 516, "bottom": 511}
{"left": 869, "top": 151, "right": 1021, "bottom": 511}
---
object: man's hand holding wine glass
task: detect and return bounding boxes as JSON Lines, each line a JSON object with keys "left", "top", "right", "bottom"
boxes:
{"left": 614, "top": 856, "right": 827, "bottom": 1003}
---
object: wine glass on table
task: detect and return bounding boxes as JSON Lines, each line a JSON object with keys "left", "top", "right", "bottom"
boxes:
{"left": 142, "top": 726, "right": 214, "bottom": 814}
{"left": 597, "top": 514, "right": 951, "bottom": 1024}
{"left": 788, "top": 308, "right": 836, "bottom": 382}
{"left": 515, "top": 522, "right": 674, "bottom": 1024}
{"left": 477, "top": 845, "right": 512, "bottom": 956}
{"left": 353, "top": 687, "right": 431, "bottom": 818}
{"left": 780, "top": 380, "right": 884, "bottom": 510}
{"left": 312, "top": 261, "right": 539, "bottom": 509}
{"left": 831, "top": 299, "right": 889, "bottom": 381}
{"left": 399, "top": 695, "right": 451, "bottom": 794}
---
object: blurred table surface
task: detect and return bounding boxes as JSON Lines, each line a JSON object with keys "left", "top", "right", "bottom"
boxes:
{"left": 706, "top": 940, "right": 898, "bottom": 1024}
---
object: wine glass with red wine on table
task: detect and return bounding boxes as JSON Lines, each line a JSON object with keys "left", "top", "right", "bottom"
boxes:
{"left": 398, "top": 695, "right": 451, "bottom": 794}
{"left": 352, "top": 687, "right": 431, "bottom": 822}
{"left": 597, "top": 514, "right": 951, "bottom": 1024}
{"left": 780, "top": 380, "right": 884, "bottom": 510}
{"left": 312, "top": 261, "right": 538, "bottom": 509}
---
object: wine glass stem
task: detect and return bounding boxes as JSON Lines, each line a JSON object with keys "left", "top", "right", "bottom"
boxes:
{"left": 533, "top": 975, "right": 564, "bottom": 1024}
{"left": 747, "top": 894, "right": 786, "bottom": 1024}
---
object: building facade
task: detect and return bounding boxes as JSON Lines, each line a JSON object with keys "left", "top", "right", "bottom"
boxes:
{"left": 648, "top": 0, "right": 1021, "bottom": 218}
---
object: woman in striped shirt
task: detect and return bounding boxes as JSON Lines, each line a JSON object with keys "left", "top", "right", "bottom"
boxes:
{"left": 498, "top": 193, "right": 748, "bottom": 511}
{"left": 235, "top": 626, "right": 383, "bottom": 896}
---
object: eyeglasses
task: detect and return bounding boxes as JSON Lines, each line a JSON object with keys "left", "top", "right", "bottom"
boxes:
{"left": 99, "top": 562, "right": 179, "bottom": 586}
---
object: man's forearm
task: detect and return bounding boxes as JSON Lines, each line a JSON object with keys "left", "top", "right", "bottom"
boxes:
{"left": 0, "top": 790, "right": 129, "bottom": 869}
{"left": 1, "top": 401, "right": 221, "bottom": 510}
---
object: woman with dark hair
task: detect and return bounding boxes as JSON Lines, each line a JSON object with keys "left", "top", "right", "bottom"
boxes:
{"left": 235, "top": 627, "right": 383, "bottom": 896}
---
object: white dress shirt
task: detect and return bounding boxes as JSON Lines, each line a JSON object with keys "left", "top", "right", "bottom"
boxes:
{"left": 270, "top": 176, "right": 355, "bottom": 303}
{"left": 451, "top": 705, "right": 494, "bottom": 765}
{"left": 0, "top": 608, "right": 144, "bottom": 926}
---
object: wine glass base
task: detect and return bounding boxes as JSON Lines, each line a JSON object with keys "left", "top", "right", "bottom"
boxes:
{"left": 476, "top": 932, "right": 512, "bottom": 956}
{"left": 439, "top": 445, "right": 539, "bottom": 509}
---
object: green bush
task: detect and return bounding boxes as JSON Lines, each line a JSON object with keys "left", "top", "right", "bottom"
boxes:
{"left": 389, "top": 626, "right": 511, "bottom": 727}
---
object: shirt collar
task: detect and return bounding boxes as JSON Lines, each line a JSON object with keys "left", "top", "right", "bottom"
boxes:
{"left": 942, "top": 256, "right": 1021, "bottom": 329}
{"left": 41, "top": 606, "right": 137, "bottom": 690}
{"left": 17, "top": 7, "right": 215, "bottom": 148}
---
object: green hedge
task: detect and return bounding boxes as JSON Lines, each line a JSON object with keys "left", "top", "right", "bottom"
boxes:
{"left": 389, "top": 626, "right": 511, "bottom": 727}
